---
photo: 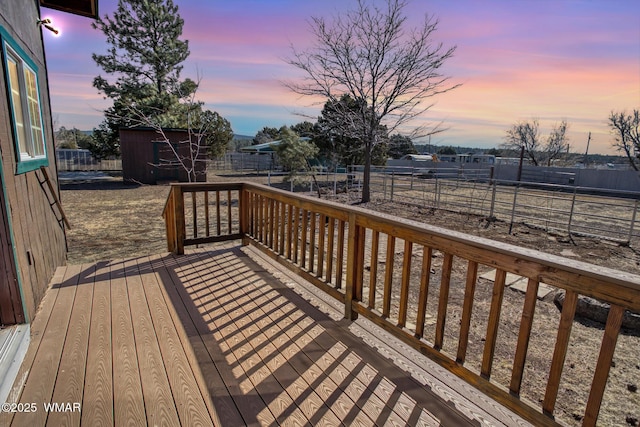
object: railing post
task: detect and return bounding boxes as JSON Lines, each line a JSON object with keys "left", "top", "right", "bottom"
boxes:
{"left": 344, "top": 212, "right": 362, "bottom": 320}
{"left": 240, "top": 186, "right": 250, "bottom": 246}
{"left": 164, "top": 188, "right": 176, "bottom": 253}
{"left": 173, "top": 184, "right": 185, "bottom": 255}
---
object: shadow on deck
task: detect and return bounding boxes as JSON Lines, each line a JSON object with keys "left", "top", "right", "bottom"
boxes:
{"left": 3, "top": 243, "right": 527, "bottom": 426}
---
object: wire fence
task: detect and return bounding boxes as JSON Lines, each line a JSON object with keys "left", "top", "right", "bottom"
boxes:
{"left": 56, "top": 149, "right": 122, "bottom": 171}
{"left": 350, "top": 166, "right": 640, "bottom": 246}
{"left": 61, "top": 151, "right": 640, "bottom": 246}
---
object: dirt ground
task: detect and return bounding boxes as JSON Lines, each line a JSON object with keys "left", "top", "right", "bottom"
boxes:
{"left": 60, "top": 175, "right": 639, "bottom": 427}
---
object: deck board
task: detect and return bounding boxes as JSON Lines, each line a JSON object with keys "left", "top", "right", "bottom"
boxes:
{"left": 5, "top": 243, "right": 529, "bottom": 426}
{"left": 138, "top": 255, "right": 214, "bottom": 427}
{"left": 182, "top": 253, "right": 284, "bottom": 426}
{"left": 202, "top": 255, "right": 343, "bottom": 427}
{"left": 81, "top": 261, "right": 114, "bottom": 427}
{"left": 124, "top": 257, "right": 181, "bottom": 426}
{"left": 155, "top": 254, "right": 238, "bottom": 426}
{"left": 47, "top": 263, "right": 95, "bottom": 427}
{"left": 110, "top": 259, "right": 146, "bottom": 426}
{"left": 0, "top": 267, "right": 62, "bottom": 426}
{"left": 165, "top": 252, "right": 275, "bottom": 427}
{"left": 11, "top": 263, "right": 81, "bottom": 426}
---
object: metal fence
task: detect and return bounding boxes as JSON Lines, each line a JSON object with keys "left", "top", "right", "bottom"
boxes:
{"left": 208, "top": 153, "right": 278, "bottom": 172}
{"left": 348, "top": 166, "right": 640, "bottom": 245}
{"left": 56, "top": 149, "right": 121, "bottom": 172}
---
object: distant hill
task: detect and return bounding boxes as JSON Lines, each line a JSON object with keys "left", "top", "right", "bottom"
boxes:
{"left": 232, "top": 134, "right": 253, "bottom": 141}
{"left": 229, "top": 134, "right": 254, "bottom": 151}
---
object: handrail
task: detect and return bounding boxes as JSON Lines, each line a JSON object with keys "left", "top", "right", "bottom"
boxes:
{"left": 162, "top": 182, "right": 245, "bottom": 254}
{"left": 163, "top": 181, "right": 640, "bottom": 427}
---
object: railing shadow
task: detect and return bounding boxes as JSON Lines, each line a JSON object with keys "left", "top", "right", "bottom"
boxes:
{"left": 147, "top": 245, "right": 483, "bottom": 426}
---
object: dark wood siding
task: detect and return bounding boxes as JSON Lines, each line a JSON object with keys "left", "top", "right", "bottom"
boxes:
{"left": 0, "top": 174, "right": 22, "bottom": 324}
{"left": 0, "top": 0, "right": 67, "bottom": 322}
{"left": 120, "top": 128, "right": 207, "bottom": 184}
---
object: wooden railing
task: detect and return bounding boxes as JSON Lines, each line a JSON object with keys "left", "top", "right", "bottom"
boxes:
{"left": 163, "top": 182, "right": 640, "bottom": 427}
{"left": 162, "top": 182, "right": 244, "bottom": 254}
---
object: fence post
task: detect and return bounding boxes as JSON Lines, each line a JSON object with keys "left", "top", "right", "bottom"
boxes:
{"left": 567, "top": 187, "right": 577, "bottom": 237}
{"left": 628, "top": 199, "right": 638, "bottom": 245}
{"left": 435, "top": 175, "right": 440, "bottom": 209}
{"left": 390, "top": 172, "right": 395, "bottom": 202}
{"left": 383, "top": 169, "right": 387, "bottom": 200}
{"left": 489, "top": 180, "right": 497, "bottom": 220}
{"left": 410, "top": 168, "right": 414, "bottom": 190}
{"left": 508, "top": 185, "right": 519, "bottom": 234}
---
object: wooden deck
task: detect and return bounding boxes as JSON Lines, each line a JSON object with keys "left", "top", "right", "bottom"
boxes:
{"left": 2, "top": 243, "right": 529, "bottom": 426}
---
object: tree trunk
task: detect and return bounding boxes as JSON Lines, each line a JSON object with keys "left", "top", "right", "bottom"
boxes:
{"left": 626, "top": 148, "right": 639, "bottom": 171}
{"left": 361, "top": 141, "right": 372, "bottom": 203}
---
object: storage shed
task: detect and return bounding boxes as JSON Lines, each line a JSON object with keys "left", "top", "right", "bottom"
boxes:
{"left": 120, "top": 127, "right": 207, "bottom": 184}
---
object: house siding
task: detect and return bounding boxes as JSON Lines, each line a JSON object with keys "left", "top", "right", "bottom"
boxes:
{"left": 0, "top": 0, "right": 67, "bottom": 322}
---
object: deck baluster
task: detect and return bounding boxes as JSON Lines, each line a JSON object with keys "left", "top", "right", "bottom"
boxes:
{"left": 435, "top": 253, "right": 453, "bottom": 350}
{"left": 457, "top": 260, "right": 478, "bottom": 363}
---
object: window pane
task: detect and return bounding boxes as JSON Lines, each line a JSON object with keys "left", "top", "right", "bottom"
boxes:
{"left": 24, "top": 66, "right": 45, "bottom": 157}
{"left": 7, "top": 55, "right": 28, "bottom": 156}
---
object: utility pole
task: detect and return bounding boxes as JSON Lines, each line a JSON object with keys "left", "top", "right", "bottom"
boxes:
{"left": 583, "top": 132, "right": 591, "bottom": 168}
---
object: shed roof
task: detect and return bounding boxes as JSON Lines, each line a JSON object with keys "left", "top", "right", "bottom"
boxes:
{"left": 240, "top": 140, "right": 281, "bottom": 153}
{"left": 240, "top": 137, "right": 311, "bottom": 153}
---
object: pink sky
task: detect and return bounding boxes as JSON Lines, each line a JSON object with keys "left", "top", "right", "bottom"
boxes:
{"left": 41, "top": 0, "right": 640, "bottom": 155}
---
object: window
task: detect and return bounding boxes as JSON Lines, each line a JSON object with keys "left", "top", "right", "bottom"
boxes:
{"left": 1, "top": 29, "right": 48, "bottom": 173}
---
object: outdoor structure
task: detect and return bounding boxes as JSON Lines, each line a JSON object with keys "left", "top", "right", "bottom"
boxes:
{"left": 0, "top": 0, "right": 98, "bottom": 402}
{"left": 120, "top": 127, "right": 207, "bottom": 184}
{"left": 161, "top": 182, "right": 639, "bottom": 426}
{"left": 239, "top": 138, "right": 282, "bottom": 153}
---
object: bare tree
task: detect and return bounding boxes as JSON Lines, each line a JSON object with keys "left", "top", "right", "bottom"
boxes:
{"left": 503, "top": 119, "right": 571, "bottom": 167}
{"left": 503, "top": 120, "right": 541, "bottom": 165}
{"left": 125, "top": 88, "right": 210, "bottom": 182}
{"left": 285, "top": 0, "right": 458, "bottom": 202}
{"left": 544, "top": 120, "right": 570, "bottom": 166}
{"left": 609, "top": 110, "right": 640, "bottom": 171}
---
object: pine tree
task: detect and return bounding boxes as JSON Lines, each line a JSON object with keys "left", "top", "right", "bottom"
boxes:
{"left": 90, "top": 0, "right": 196, "bottom": 158}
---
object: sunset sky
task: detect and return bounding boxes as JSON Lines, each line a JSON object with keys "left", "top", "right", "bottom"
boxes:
{"left": 41, "top": 0, "right": 640, "bottom": 155}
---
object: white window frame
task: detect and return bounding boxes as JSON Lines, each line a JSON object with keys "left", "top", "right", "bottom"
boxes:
{"left": 1, "top": 28, "right": 48, "bottom": 174}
